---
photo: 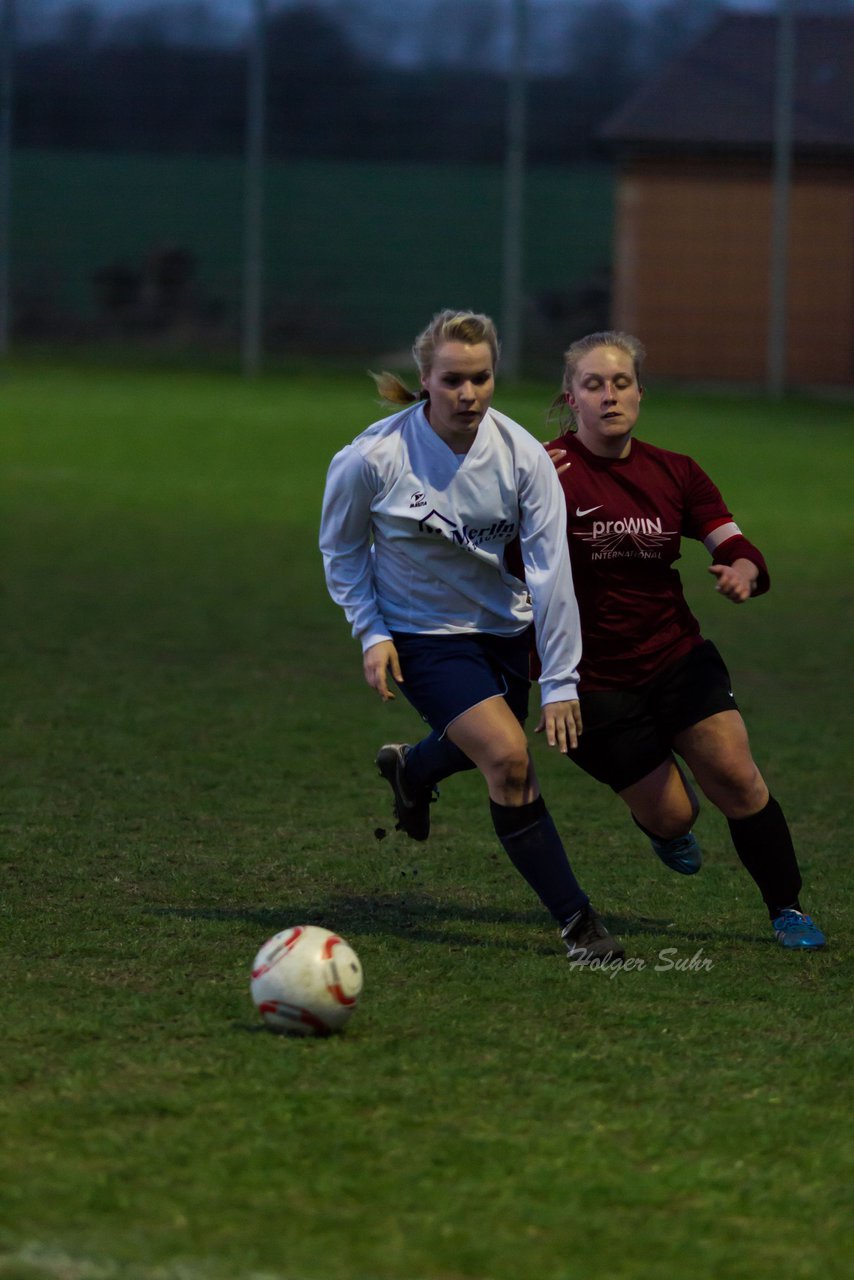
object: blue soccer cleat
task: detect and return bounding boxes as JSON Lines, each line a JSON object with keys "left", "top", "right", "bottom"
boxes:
{"left": 772, "top": 909, "right": 826, "bottom": 950}
{"left": 649, "top": 830, "right": 703, "bottom": 875}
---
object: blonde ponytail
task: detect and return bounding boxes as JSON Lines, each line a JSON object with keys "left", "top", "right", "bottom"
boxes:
{"left": 369, "top": 371, "right": 425, "bottom": 405}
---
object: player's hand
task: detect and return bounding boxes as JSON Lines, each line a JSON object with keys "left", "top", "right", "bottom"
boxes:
{"left": 363, "top": 640, "right": 402, "bottom": 701}
{"left": 708, "top": 559, "right": 757, "bottom": 604}
{"left": 546, "top": 446, "right": 571, "bottom": 476}
{"left": 534, "top": 699, "right": 583, "bottom": 752}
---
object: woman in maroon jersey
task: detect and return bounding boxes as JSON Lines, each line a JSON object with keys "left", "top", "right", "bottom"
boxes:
{"left": 545, "top": 331, "right": 825, "bottom": 950}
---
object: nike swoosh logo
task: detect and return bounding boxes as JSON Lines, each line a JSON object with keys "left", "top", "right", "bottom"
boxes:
{"left": 575, "top": 505, "right": 603, "bottom": 518}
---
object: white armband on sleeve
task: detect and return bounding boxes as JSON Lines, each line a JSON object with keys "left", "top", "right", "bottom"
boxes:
{"left": 703, "top": 522, "right": 741, "bottom": 553}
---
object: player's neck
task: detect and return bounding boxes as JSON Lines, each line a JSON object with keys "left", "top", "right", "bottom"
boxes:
{"left": 576, "top": 429, "right": 633, "bottom": 460}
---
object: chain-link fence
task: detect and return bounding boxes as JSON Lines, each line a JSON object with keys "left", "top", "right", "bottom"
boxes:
{"left": 8, "top": 0, "right": 807, "bottom": 375}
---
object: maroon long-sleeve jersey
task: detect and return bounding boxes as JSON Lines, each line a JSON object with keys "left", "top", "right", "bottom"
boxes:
{"left": 542, "top": 431, "right": 770, "bottom": 691}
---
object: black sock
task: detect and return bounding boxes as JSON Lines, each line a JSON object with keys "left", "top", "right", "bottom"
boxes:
{"left": 490, "top": 795, "right": 588, "bottom": 924}
{"left": 727, "top": 795, "right": 803, "bottom": 920}
{"left": 405, "top": 732, "right": 475, "bottom": 789}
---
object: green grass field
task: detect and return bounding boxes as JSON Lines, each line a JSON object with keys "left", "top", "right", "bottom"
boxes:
{"left": 2, "top": 362, "right": 852, "bottom": 1280}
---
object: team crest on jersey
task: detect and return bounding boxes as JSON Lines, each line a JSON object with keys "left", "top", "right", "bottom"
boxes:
{"left": 418, "top": 509, "right": 516, "bottom": 549}
{"left": 573, "top": 515, "right": 674, "bottom": 559}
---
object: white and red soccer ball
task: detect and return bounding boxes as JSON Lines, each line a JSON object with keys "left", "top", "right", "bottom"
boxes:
{"left": 250, "top": 925, "right": 363, "bottom": 1036}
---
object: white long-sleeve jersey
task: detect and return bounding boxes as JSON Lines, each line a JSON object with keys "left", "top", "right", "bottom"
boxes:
{"left": 319, "top": 401, "right": 582, "bottom": 705}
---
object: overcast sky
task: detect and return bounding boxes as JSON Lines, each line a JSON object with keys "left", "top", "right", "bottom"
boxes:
{"left": 18, "top": 0, "right": 792, "bottom": 65}
{"left": 32, "top": 0, "right": 779, "bottom": 18}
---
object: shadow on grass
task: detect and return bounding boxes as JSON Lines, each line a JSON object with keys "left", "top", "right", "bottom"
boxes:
{"left": 147, "top": 893, "right": 760, "bottom": 949}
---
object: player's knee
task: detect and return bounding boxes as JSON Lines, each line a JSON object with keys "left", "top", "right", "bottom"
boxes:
{"left": 707, "top": 763, "right": 767, "bottom": 817}
{"left": 482, "top": 741, "right": 530, "bottom": 801}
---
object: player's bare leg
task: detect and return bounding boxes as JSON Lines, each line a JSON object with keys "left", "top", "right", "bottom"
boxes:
{"left": 619, "top": 757, "right": 702, "bottom": 874}
{"left": 674, "top": 711, "right": 825, "bottom": 948}
{"left": 449, "top": 697, "right": 624, "bottom": 963}
{"left": 446, "top": 694, "right": 536, "bottom": 805}
{"left": 673, "top": 710, "right": 766, "bottom": 818}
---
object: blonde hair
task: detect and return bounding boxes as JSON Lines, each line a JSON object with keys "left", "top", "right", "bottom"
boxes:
{"left": 549, "top": 330, "right": 646, "bottom": 430}
{"left": 371, "top": 309, "right": 501, "bottom": 405}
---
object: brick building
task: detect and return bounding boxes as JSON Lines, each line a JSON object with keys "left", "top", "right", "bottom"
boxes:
{"left": 601, "top": 12, "right": 854, "bottom": 387}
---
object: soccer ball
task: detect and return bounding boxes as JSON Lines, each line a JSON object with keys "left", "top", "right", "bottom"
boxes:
{"left": 250, "top": 925, "right": 363, "bottom": 1036}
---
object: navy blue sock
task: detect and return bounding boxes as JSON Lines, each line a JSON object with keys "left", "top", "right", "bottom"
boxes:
{"left": 490, "top": 795, "right": 588, "bottom": 924}
{"left": 405, "top": 731, "right": 475, "bottom": 790}
{"left": 727, "top": 795, "right": 803, "bottom": 919}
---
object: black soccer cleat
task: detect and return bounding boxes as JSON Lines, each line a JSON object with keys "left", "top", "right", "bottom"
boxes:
{"left": 560, "top": 905, "right": 625, "bottom": 965}
{"left": 375, "top": 743, "right": 437, "bottom": 842}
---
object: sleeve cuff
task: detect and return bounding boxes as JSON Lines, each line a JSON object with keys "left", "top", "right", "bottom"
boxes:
{"left": 540, "top": 680, "right": 579, "bottom": 706}
{"left": 360, "top": 628, "right": 393, "bottom": 652}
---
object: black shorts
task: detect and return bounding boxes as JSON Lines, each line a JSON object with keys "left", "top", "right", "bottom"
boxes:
{"left": 390, "top": 629, "right": 532, "bottom": 736}
{"left": 568, "top": 639, "right": 739, "bottom": 793}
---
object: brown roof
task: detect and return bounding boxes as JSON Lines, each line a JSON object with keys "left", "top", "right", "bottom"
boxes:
{"left": 600, "top": 12, "right": 854, "bottom": 154}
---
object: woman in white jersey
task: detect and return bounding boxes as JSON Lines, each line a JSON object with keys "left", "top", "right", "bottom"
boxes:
{"left": 320, "top": 309, "right": 622, "bottom": 964}
{"left": 543, "top": 331, "right": 825, "bottom": 951}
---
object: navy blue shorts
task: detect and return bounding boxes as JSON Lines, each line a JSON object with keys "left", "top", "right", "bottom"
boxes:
{"left": 390, "top": 629, "right": 532, "bottom": 736}
{"left": 568, "top": 640, "right": 739, "bottom": 793}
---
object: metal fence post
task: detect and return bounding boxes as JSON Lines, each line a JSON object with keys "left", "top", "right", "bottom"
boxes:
{"left": 242, "top": 0, "right": 267, "bottom": 377}
{"left": 501, "top": 0, "right": 528, "bottom": 381}
{"left": 767, "top": 0, "right": 795, "bottom": 398}
{"left": 0, "top": 0, "right": 15, "bottom": 359}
